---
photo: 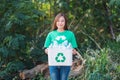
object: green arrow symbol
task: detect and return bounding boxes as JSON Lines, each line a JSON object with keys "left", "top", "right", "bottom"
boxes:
{"left": 55, "top": 53, "right": 66, "bottom": 62}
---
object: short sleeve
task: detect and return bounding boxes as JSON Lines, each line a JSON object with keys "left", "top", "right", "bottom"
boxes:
{"left": 44, "top": 33, "right": 51, "bottom": 48}
{"left": 71, "top": 32, "right": 78, "bottom": 48}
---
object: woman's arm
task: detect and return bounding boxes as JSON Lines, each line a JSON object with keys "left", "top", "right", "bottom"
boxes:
{"left": 72, "top": 48, "right": 77, "bottom": 55}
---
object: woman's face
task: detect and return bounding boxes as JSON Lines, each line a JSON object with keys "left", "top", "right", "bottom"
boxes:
{"left": 56, "top": 16, "right": 65, "bottom": 30}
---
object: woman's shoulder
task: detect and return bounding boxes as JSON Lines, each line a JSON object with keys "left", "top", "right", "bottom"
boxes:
{"left": 48, "top": 30, "right": 57, "bottom": 35}
{"left": 66, "top": 30, "right": 74, "bottom": 34}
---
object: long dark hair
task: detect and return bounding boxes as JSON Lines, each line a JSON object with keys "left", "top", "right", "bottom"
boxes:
{"left": 52, "top": 13, "right": 68, "bottom": 30}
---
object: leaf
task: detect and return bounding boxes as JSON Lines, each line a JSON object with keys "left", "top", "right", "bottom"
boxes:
{"left": 3, "top": 36, "right": 12, "bottom": 44}
{"left": 0, "top": 71, "right": 10, "bottom": 80}
{"left": 5, "top": 21, "right": 12, "bottom": 31}
{"left": 109, "top": 0, "right": 115, "bottom": 6}
{"left": 6, "top": 61, "right": 25, "bottom": 73}
{"left": 116, "top": 0, "right": 120, "bottom": 6}
{"left": 8, "top": 34, "right": 25, "bottom": 49}
{"left": 0, "top": 47, "right": 9, "bottom": 58}
{"left": 9, "top": 37, "right": 19, "bottom": 49}
{"left": 109, "top": 0, "right": 120, "bottom": 6}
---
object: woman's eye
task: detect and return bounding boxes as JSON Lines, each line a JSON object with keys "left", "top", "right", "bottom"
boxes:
{"left": 58, "top": 20, "right": 64, "bottom": 22}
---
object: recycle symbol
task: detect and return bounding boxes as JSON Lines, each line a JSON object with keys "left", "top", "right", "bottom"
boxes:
{"left": 55, "top": 53, "right": 66, "bottom": 62}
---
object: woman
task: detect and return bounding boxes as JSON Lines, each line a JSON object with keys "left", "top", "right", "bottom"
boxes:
{"left": 44, "top": 13, "right": 78, "bottom": 80}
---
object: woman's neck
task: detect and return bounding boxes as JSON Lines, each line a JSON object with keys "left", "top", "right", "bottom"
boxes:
{"left": 57, "top": 29, "right": 64, "bottom": 32}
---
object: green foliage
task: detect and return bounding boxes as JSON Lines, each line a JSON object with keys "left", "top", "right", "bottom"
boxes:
{"left": 32, "top": 73, "right": 49, "bottom": 80}
{"left": 0, "top": 0, "right": 48, "bottom": 79}
{"left": 83, "top": 48, "right": 111, "bottom": 80}
{"left": 107, "top": 36, "right": 120, "bottom": 63}
{"left": 6, "top": 61, "right": 25, "bottom": 73}
{"left": 0, "top": 61, "right": 24, "bottom": 80}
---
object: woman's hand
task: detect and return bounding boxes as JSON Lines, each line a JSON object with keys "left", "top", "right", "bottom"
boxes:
{"left": 45, "top": 48, "right": 48, "bottom": 54}
{"left": 72, "top": 49, "right": 77, "bottom": 55}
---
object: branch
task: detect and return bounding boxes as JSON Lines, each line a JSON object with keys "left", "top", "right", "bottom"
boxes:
{"left": 103, "top": 1, "right": 115, "bottom": 40}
